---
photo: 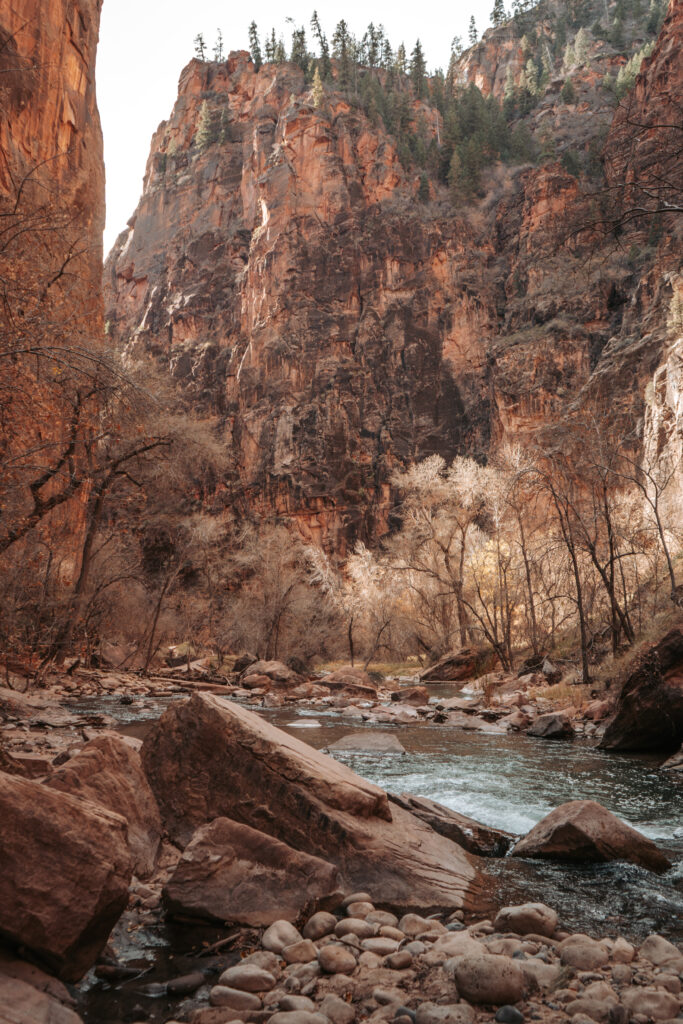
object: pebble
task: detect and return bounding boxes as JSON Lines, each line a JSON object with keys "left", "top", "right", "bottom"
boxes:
{"left": 166, "top": 971, "right": 205, "bottom": 995}
{"left": 335, "top": 918, "right": 376, "bottom": 940}
{"left": 304, "top": 912, "right": 338, "bottom": 941}
{"left": 495, "top": 1009, "right": 524, "bottom": 1024}
{"left": 415, "top": 1002, "right": 475, "bottom": 1024}
{"left": 367, "top": 910, "right": 399, "bottom": 928}
{"left": 319, "top": 993, "right": 355, "bottom": 1024}
{"left": 341, "top": 892, "right": 372, "bottom": 908}
{"left": 282, "top": 939, "right": 318, "bottom": 964}
{"left": 318, "top": 945, "right": 357, "bottom": 975}
{"left": 384, "top": 950, "right": 412, "bottom": 970}
{"left": 361, "top": 937, "right": 400, "bottom": 955}
{"left": 263, "top": 921, "right": 304, "bottom": 954}
{"left": 219, "top": 964, "right": 277, "bottom": 992}
{"left": 209, "top": 985, "right": 262, "bottom": 1010}
{"left": 346, "top": 901, "right": 374, "bottom": 918}
{"left": 267, "top": 1013, "right": 329, "bottom": 1024}
{"left": 394, "top": 1009, "right": 416, "bottom": 1023}
{"left": 279, "top": 996, "right": 317, "bottom": 1012}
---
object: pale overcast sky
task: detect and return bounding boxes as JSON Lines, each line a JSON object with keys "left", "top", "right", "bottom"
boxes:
{"left": 98, "top": 1, "right": 494, "bottom": 254}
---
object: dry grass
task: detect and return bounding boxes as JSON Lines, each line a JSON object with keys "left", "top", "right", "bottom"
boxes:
{"left": 530, "top": 681, "right": 593, "bottom": 706}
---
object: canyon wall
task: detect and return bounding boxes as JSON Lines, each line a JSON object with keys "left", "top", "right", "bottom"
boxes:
{"left": 105, "top": 4, "right": 681, "bottom": 551}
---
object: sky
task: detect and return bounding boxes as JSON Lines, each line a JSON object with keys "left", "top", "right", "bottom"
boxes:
{"left": 98, "top": 1, "right": 494, "bottom": 254}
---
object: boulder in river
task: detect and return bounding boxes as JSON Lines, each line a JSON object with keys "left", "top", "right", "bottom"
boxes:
{"left": 240, "top": 660, "right": 304, "bottom": 689}
{"left": 46, "top": 732, "right": 162, "bottom": 878}
{"left": 511, "top": 799, "right": 671, "bottom": 873}
{"left": 141, "top": 693, "right": 486, "bottom": 912}
{"left": 0, "top": 771, "right": 133, "bottom": 982}
{"left": 419, "top": 647, "right": 496, "bottom": 683}
{"left": 527, "top": 711, "right": 575, "bottom": 740}
{"left": 163, "top": 816, "right": 342, "bottom": 926}
{"left": 600, "top": 628, "right": 683, "bottom": 751}
{"left": 390, "top": 686, "right": 429, "bottom": 705}
{"left": 388, "top": 792, "right": 514, "bottom": 857}
{"left": 327, "top": 733, "right": 406, "bottom": 754}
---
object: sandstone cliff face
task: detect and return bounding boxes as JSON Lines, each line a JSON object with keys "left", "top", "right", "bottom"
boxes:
{"left": 0, "top": 0, "right": 104, "bottom": 567}
{"left": 0, "top": 0, "right": 104, "bottom": 304}
{"left": 105, "top": 8, "right": 681, "bottom": 550}
{"left": 106, "top": 54, "right": 493, "bottom": 549}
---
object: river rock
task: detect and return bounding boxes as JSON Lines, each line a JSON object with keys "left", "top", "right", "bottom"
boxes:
{"left": 46, "top": 732, "right": 162, "bottom": 878}
{"left": 448, "top": 953, "right": 526, "bottom": 1005}
{"left": 621, "top": 986, "right": 681, "bottom": 1019}
{"left": 304, "top": 912, "right": 338, "bottom": 940}
{"left": 241, "top": 660, "right": 303, "bottom": 687}
{"left": 0, "top": 971, "right": 84, "bottom": 1024}
{"left": 527, "top": 712, "right": 575, "bottom": 739}
{"left": 511, "top": 800, "right": 671, "bottom": 872}
{"left": 346, "top": 901, "right": 375, "bottom": 918}
{"left": 268, "top": 1013, "right": 330, "bottom": 1024}
{"left": 280, "top": 996, "right": 317, "bottom": 1012}
{"left": 318, "top": 945, "right": 357, "bottom": 975}
{"left": 390, "top": 686, "right": 429, "bottom": 705}
{"left": 493, "top": 903, "right": 558, "bottom": 938}
{"left": 218, "top": 964, "right": 277, "bottom": 991}
{"left": 319, "top": 993, "right": 356, "bottom": 1024}
{"left": 415, "top": 1004, "right": 475, "bottom": 1024}
{"left": 559, "top": 935, "right": 609, "bottom": 970}
{"left": 283, "top": 940, "right": 318, "bottom": 964}
{"left": 263, "top": 921, "right": 304, "bottom": 953}
{"left": 638, "top": 933, "right": 683, "bottom": 968}
{"left": 209, "top": 985, "right": 262, "bottom": 1009}
{"left": 141, "top": 694, "right": 485, "bottom": 911}
{"left": 163, "top": 817, "right": 341, "bottom": 926}
{"left": 335, "top": 919, "right": 376, "bottom": 939}
{"left": 385, "top": 951, "right": 412, "bottom": 970}
{"left": 389, "top": 793, "right": 514, "bottom": 857}
{"left": 599, "top": 628, "right": 683, "bottom": 751}
{"left": 0, "top": 771, "right": 132, "bottom": 983}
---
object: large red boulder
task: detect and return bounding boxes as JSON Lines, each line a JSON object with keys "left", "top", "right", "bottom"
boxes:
{"left": 419, "top": 648, "right": 496, "bottom": 683}
{"left": 141, "top": 694, "right": 486, "bottom": 912}
{"left": 600, "top": 629, "right": 683, "bottom": 751}
{"left": 0, "top": 772, "right": 133, "bottom": 982}
{"left": 47, "top": 732, "right": 162, "bottom": 878}
{"left": 164, "top": 817, "right": 342, "bottom": 926}
{"left": 511, "top": 799, "right": 671, "bottom": 873}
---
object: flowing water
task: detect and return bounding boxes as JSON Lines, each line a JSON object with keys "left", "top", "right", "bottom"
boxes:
{"left": 68, "top": 692, "right": 683, "bottom": 1022}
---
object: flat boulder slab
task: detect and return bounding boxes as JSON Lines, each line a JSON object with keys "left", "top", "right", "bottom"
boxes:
{"left": 327, "top": 733, "right": 406, "bottom": 754}
{"left": 527, "top": 712, "right": 575, "bottom": 740}
{"left": 142, "top": 693, "right": 486, "bottom": 913}
{"left": 46, "top": 732, "right": 162, "bottom": 879}
{"left": 322, "top": 667, "right": 378, "bottom": 698}
{"left": 419, "top": 648, "right": 496, "bottom": 683}
{"left": 163, "top": 817, "right": 342, "bottom": 926}
{"left": 511, "top": 800, "right": 671, "bottom": 873}
{"left": 390, "top": 686, "right": 429, "bottom": 706}
{"left": 0, "top": 771, "right": 132, "bottom": 982}
{"left": 389, "top": 792, "right": 514, "bottom": 857}
{"left": 600, "top": 627, "right": 683, "bottom": 751}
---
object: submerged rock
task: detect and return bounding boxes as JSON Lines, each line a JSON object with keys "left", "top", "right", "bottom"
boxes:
{"left": 526, "top": 711, "right": 575, "bottom": 740}
{"left": 511, "top": 799, "right": 671, "bottom": 873}
{"left": 327, "top": 733, "right": 406, "bottom": 754}
{"left": 142, "top": 694, "right": 485, "bottom": 911}
{"left": 389, "top": 792, "right": 514, "bottom": 857}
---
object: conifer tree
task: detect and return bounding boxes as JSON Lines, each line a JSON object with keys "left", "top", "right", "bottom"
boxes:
{"left": 491, "top": 0, "right": 507, "bottom": 26}
{"left": 311, "top": 11, "right": 332, "bottom": 79}
{"left": 196, "top": 100, "right": 214, "bottom": 150}
{"left": 468, "top": 17, "right": 478, "bottom": 45}
{"left": 194, "top": 33, "right": 207, "bottom": 61}
{"left": 418, "top": 173, "right": 430, "bottom": 201}
{"left": 381, "top": 36, "right": 394, "bottom": 69}
{"left": 312, "top": 65, "right": 324, "bottom": 107}
{"left": 265, "top": 29, "right": 276, "bottom": 63}
{"left": 573, "top": 26, "right": 589, "bottom": 64}
{"left": 290, "top": 27, "right": 309, "bottom": 73}
{"left": 214, "top": 29, "right": 224, "bottom": 62}
{"left": 219, "top": 108, "right": 230, "bottom": 143}
{"left": 410, "top": 39, "right": 428, "bottom": 99}
{"left": 332, "top": 20, "right": 352, "bottom": 89}
{"left": 249, "top": 22, "right": 262, "bottom": 70}
{"left": 275, "top": 38, "right": 287, "bottom": 63}
{"left": 396, "top": 42, "right": 407, "bottom": 74}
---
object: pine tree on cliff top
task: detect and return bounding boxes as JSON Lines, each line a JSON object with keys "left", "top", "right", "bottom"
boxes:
{"left": 469, "top": 16, "right": 479, "bottom": 44}
{"left": 213, "top": 28, "right": 224, "bottom": 62}
{"left": 332, "top": 20, "right": 352, "bottom": 89}
{"left": 491, "top": 0, "right": 507, "bottom": 26}
{"left": 410, "top": 39, "right": 428, "bottom": 99}
{"left": 311, "top": 11, "right": 332, "bottom": 79}
{"left": 249, "top": 22, "right": 262, "bottom": 70}
{"left": 194, "top": 33, "right": 207, "bottom": 61}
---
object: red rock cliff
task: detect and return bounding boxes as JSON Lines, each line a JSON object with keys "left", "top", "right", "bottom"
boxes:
{"left": 105, "top": 19, "right": 681, "bottom": 551}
